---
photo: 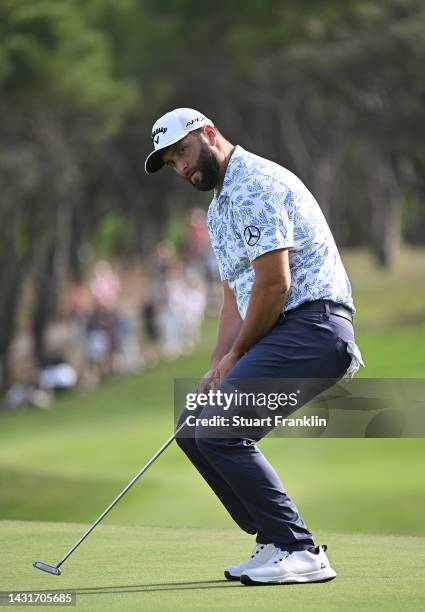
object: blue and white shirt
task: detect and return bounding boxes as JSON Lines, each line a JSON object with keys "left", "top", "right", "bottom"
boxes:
{"left": 207, "top": 145, "right": 354, "bottom": 320}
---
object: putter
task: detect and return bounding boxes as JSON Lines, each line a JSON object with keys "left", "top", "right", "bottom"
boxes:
{"left": 33, "top": 419, "right": 188, "bottom": 576}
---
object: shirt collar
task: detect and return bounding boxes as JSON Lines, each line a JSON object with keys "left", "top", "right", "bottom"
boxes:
{"left": 214, "top": 145, "right": 245, "bottom": 199}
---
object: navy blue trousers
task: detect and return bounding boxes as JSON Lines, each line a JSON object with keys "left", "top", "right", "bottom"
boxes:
{"left": 176, "top": 307, "right": 354, "bottom": 551}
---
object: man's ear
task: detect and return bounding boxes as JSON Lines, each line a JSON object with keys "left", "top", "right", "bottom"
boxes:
{"left": 202, "top": 124, "right": 217, "bottom": 146}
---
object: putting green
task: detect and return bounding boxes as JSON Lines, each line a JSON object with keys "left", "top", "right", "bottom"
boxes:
{"left": 1, "top": 520, "right": 424, "bottom": 611}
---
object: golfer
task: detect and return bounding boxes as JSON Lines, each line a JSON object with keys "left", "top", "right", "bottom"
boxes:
{"left": 145, "top": 108, "right": 364, "bottom": 586}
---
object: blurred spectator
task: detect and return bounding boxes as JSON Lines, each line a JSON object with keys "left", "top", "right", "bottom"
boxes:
{"left": 90, "top": 260, "right": 120, "bottom": 309}
{"left": 143, "top": 239, "right": 208, "bottom": 360}
{"left": 112, "top": 311, "right": 145, "bottom": 374}
{"left": 182, "top": 208, "right": 210, "bottom": 263}
{"left": 5, "top": 383, "right": 51, "bottom": 411}
{"left": 182, "top": 208, "right": 221, "bottom": 313}
{"left": 3, "top": 244, "right": 209, "bottom": 408}
{"left": 3, "top": 351, "right": 77, "bottom": 410}
{"left": 142, "top": 300, "right": 160, "bottom": 343}
{"left": 83, "top": 307, "right": 117, "bottom": 385}
{"left": 38, "top": 352, "right": 78, "bottom": 392}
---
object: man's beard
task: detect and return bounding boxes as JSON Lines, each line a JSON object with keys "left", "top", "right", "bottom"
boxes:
{"left": 187, "top": 143, "right": 220, "bottom": 191}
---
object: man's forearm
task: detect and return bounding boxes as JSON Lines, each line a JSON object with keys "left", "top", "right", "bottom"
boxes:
{"left": 231, "top": 281, "right": 288, "bottom": 358}
{"left": 210, "top": 303, "right": 243, "bottom": 368}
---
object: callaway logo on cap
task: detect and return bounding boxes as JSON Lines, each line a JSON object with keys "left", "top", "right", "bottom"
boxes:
{"left": 145, "top": 108, "right": 214, "bottom": 174}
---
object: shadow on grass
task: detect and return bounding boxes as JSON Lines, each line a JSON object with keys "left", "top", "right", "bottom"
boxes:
{"left": 75, "top": 579, "right": 237, "bottom": 595}
{"left": 0, "top": 581, "right": 238, "bottom": 599}
{"left": 2, "top": 578, "right": 336, "bottom": 600}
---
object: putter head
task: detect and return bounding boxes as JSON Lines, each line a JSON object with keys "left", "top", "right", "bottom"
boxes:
{"left": 33, "top": 561, "right": 61, "bottom": 576}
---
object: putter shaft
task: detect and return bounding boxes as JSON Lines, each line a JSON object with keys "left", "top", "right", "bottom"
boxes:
{"left": 34, "top": 420, "right": 187, "bottom": 573}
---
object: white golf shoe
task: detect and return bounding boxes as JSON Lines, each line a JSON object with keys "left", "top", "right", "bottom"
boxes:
{"left": 240, "top": 544, "right": 336, "bottom": 585}
{"left": 224, "top": 543, "right": 278, "bottom": 580}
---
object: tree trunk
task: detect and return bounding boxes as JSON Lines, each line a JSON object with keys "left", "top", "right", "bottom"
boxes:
{"left": 367, "top": 154, "right": 401, "bottom": 267}
{"left": 0, "top": 273, "right": 24, "bottom": 391}
{"left": 32, "top": 243, "right": 57, "bottom": 365}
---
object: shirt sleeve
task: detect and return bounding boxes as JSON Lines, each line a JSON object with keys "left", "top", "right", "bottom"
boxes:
{"left": 207, "top": 216, "right": 229, "bottom": 281}
{"left": 231, "top": 174, "right": 295, "bottom": 263}
{"left": 210, "top": 242, "right": 228, "bottom": 281}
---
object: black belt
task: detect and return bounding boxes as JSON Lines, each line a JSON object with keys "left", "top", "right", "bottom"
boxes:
{"left": 284, "top": 300, "right": 353, "bottom": 322}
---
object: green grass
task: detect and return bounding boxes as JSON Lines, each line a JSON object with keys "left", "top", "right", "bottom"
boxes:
{"left": 0, "top": 340, "right": 424, "bottom": 536}
{"left": 342, "top": 247, "right": 425, "bottom": 377}
{"left": 354, "top": 321, "right": 425, "bottom": 377}
{"left": 343, "top": 247, "right": 425, "bottom": 331}
{"left": 0, "top": 248, "right": 424, "bottom": 609}
{"left": 1, "top": 521, "right": 424, "bottom": 611}
{"left": 0, "top": 377, "right": 424, "bottom": 535}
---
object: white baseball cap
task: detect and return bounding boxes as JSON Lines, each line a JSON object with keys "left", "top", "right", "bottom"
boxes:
{"left": 145, "top": 108, "right": 214, "bottom": 174}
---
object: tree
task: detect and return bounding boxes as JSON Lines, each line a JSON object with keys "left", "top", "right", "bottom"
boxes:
{"left": 0, "top": 0, "right": 136, "bottom": 387}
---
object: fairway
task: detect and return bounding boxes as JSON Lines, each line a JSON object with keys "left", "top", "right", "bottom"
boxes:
{"left": 1, "top": 521, "right": 424, "bottom": 611}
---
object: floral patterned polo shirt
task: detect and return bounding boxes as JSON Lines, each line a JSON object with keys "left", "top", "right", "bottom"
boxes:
{"left": 207, "top": 145, "right": 354, "bottom": 320}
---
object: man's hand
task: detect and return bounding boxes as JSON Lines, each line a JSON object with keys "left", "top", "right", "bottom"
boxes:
{"left": 214, "top": 349, "right": 241, "bottom": 385}
{"left": 197, "top": 349, "right": 241, "bottom": 395}
{"left": 197, "top": 367, "right": 220, "bottom": 394}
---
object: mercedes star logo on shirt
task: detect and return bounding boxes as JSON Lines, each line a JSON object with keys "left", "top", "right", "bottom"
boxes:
{"left": 244, "top": 225, "right": 261, "bottom": 246}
